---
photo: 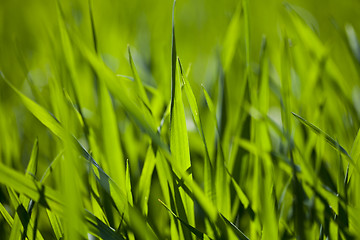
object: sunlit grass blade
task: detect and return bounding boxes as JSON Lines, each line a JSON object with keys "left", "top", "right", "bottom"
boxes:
{"left": 98, "top": 76, "right": 126, "bottom": 190}
{"left": 159, "top": 150, "right": 218, "bottom": 224}
{"left": 231, "top": 179, "right": 249, "bottom": 209}
{"left": 69, "top": 29, "right": 170, "bottom": 156}
{"left": 169, "top": 0, "right": 195, "bottom": 233}
{"left": 62, "top": 125, "right": 87, "bottom": 239}
{"left": 126, "top": 159, "right": 134, "bottom": 206}
{"left": 136, "top": 145, "right": 156, "bottom": 215}
{"left": 178, "top": 58, "right": 214, "bottom": 204}
{"left": 55, "top": 0, "right": 91, "bottom": 141}
{"left": 202, "top": 86, "right": 217, "bottom": 130}
{"left": 46, "top": 209, "right": 63, "bottom": 240}
{"left": 0, "top": 202, "right": 14, "bottom": 227}
{"left": 178, "top": 58, "right": 210, "bottom": 160}
{"left": 1, "top": 76, "right": 66, "bottom": 140}
{"left": 158, "top": 199, "right": 209, "bottom": 240}
{"left": 202, "top": 85, "right": 230, "bottom": 218}
{"left": 220, "top": 213, "right": 249, "bottom": 240}
{"left": 27, "top": 138, "right": 39, "bottom": 178}
{"left": 279, "top": 32, "right": 306, "bottom": 239}
{"left": 153, "top": 150, "right": 181, "bottom": 239}
{"left": 125, "top": 160, "right": 135, "bottom": 240}
{"left": 253, "top": 35, "right": 278, "bottom": 240}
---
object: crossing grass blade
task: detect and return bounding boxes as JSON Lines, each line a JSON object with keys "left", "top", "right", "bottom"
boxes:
{"left": 0, "top": 202, "right": 14, "bottom": 228}
{"left": 0, "top": 163, "right": 63, "bottom": 216}
{"left": 0, "top": 162, "right": 150, "bottom": 240}
{"left": 292, "top": 112, "right": 358, "bottom": 170}
{"left": 158, "top": 199, "right": 209, "bottom": 240}
{"left": 69, "top": 30, "right": 170, "bottom": 156}
{"left": 86, "top": 211, "right": 125, "bottom": 240}
{"left": 230, "top": 179, "right": 249, "bottom": 209}
{"left": 2, "top": 73, "right": 159, "bottom": 240}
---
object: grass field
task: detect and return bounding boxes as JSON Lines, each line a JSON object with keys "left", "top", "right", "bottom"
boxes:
{"left": 1, "top": 0, "right": 360, "bottom": 239}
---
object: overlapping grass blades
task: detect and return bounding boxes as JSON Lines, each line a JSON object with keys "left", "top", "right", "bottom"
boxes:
{"left": 0, "top": 0, "right": 360, "bottom": 239}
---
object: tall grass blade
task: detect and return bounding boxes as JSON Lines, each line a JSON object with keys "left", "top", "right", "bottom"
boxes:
{"left": 137, "top": 145, "right": 156, "bottom": 215}
{"left": 169, "top": 1, "right": 195, "bottom": 236}
{"left": 98, "top": 76, "right": 126, "bottom": 190}
{"left": 178, "top": 58, "right": 214, "bottom": 203}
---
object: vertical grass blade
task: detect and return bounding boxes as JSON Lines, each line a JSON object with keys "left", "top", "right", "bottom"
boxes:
{"left": 136, "top": 145, "right": 156, "bottom": 215}
{"left": 178, "top": 58, "right": 214, "bottom": 203}
{"left": 98, "top": 77, "right": 126, "bottom": 191}
{"left": 169, "top": 1, "right": 195, "bottom": 235}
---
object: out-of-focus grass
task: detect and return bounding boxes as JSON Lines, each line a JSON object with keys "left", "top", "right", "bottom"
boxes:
{"left": 1, "top": 0, "right": 360, "bottom": 239}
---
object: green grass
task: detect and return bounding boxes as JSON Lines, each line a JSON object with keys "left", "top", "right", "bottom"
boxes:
{"left": 1, "top": 0, "right": 360, "bottom": 239}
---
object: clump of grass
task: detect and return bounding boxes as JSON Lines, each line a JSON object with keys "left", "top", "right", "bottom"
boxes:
{"left": 1, "top": 0, "right": 360, "bottom": 239}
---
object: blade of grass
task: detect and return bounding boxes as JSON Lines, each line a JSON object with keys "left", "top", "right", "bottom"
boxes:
{"left": 178, "top": 58, "right": 214, "bottom": 204}
{"left": 98, "top": 76, "right": 126, "bottom": 190}
{"left": 0, "top": 202, "right": 14, "bottom": 227}
{"left": 230, "top": 179, "right": 249, "bottom": 209}
{"left": 202, "top": 85, "right": 231, "bottom": 218}
{"left": 46, "top": 209, "right": 63, "bottom": 240}
{"left": 222, "top": 3, "right": 241, "bottom": 72}
{"left": 86, "top": 210, "right": 125, "bottom": 240}
{"left": 7, "top": 187, "right": 44, "bottom": 240}
{"left": 220, "top": 213, "right": 249, "bottom": 240}
{"left": 292, "top": 112, "right": 358, "bottom": 172}
{"left": 158, "top": 199, "right": 210, "bottom": 240}
{"left": 69, "top": 27, "right": 170, "bottom": 156}
{"left": 169, "top": 1, "right": 195, "bottom": 235}
{"left": 136, "top": 145, "right": 156, "bottom": 216}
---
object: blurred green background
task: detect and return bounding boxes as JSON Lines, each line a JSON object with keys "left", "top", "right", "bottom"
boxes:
{"left": 1, "top": 0, "right": 360, "bottom": 88}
